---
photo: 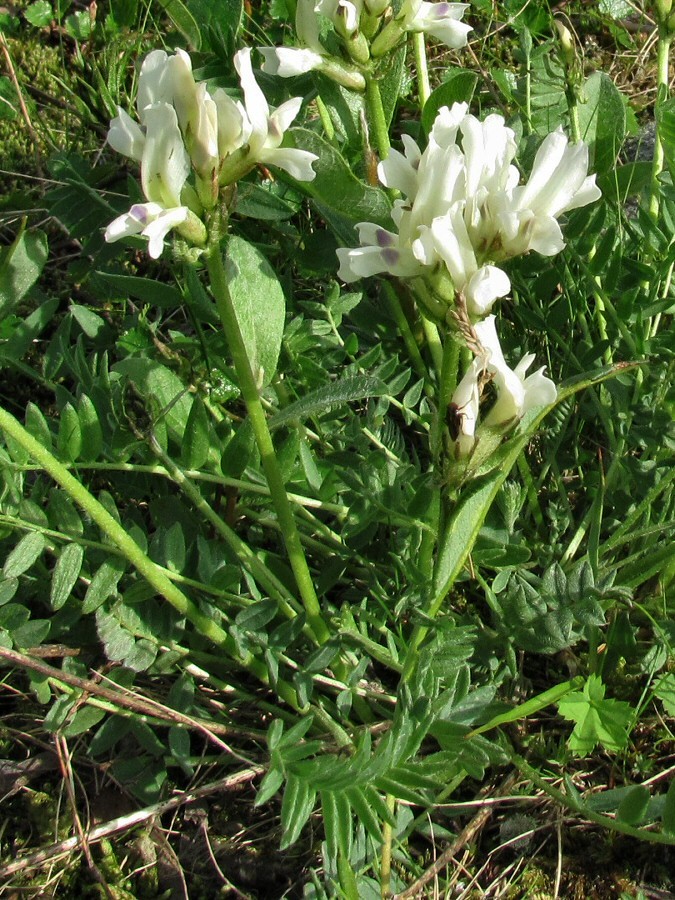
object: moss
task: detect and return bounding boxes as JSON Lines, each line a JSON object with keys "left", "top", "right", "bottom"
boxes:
{"left": 0, "top": 27, "right": 101, "bottom": 197}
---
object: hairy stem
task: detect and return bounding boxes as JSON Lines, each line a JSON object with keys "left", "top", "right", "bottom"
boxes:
{"left": 205, "top": 234, "right": 331, "bottom": 646}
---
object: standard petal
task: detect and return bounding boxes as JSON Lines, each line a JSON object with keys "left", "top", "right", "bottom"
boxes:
{"left": 213, "top": 90, "right": 250, "bottom": 157}
{"left": 464, "top": 265, "right": 511, "bottom": 316}
{"left": 378, "top": 139, "right": 421, "bottom": 198}
{"left": 234, "top": 47, "right": 270, "bottom": 150}
{"left": 141, "top": 103, "right": 190, "bottom": 208}
{"left": 429, "top": 207, "right": 477, "bottom": 290}
{"left": 296, "top": 0, "right": 326, "bottom": 51}
{"left": 137, "top": 50, "right": 172, "bottom": 118}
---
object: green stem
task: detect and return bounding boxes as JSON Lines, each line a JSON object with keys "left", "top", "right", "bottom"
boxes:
{"left": 365, "top": 74, "right": 390, "bottom": 160}
{"left": 649, "top": 29, "right": 673, "bottom": 221}
{"left": 431, "top": 331, "right": 460, "bottom": 465}
{"left": 205, "top": 238, "right": 331, "bottom": 646}
{"left": 422, "top": 318, "right": 444, "bottom": 381}
{"left": 380, "top": 794, "right": 396, "bottom": 897}
{"left": 412, "top": 32, "right": 430, "bottom": 109}
{"left": 0, "top": 403, "right": 301, "bottom": 710}
{"left": 381, "top": 281, "right": 432, "bottom": 391}
{"left": 510, "top": 750, "right": 675, "bottom": 847}
{"left": 568, "top": 91, "right": 581, "bottom": 144}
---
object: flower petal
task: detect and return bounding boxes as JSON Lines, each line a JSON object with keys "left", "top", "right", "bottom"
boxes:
{"left": 259, "top": 146, "right": 318, "bottom": 181}
{"left": 107, "top": 107, "right": 145, "bottom": 162}
{"left": 143, "top": 206, "right": 189, "bottom": 258}
{"left": 259, "top": 47, "right": 325, "bottom": 77}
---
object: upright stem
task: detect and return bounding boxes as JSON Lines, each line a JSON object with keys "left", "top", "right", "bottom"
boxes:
{"left": 430, "top": 332, "right": 460, "bottom": 465}
{"left": 412, "top": 32, "right": 430, "bottom": 109}
{"left": 381, "top": 281, "right": 431, "bottom": 391}
{"left": 650, "top": 27, "right": 673, "bottom": 221}
{"left": 205, "top": 234, "right": 331, "bottom": 646}
{"left": 365, "top": 74, "right": 390, "bottom": 160}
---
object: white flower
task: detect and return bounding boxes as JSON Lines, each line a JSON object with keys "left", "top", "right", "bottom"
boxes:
{"left": 399, "top": 0, "right": 472, "bottom": 49}
{"left": 140, "top": 103, "right": 190, "bottom": 209}
{"left": 337, "top": 103, "right": 600, "bottom": 317}
{"left": 259, "top": 46, "right": 325, "bottom": 77}
{"left": 233, "top": 48, "right": 318, "bottom": 182}
{"left": 259, "top": 0, "right": 367, "bottom": 89}
{"left": 337, "top": 223, "right": 422, "bottom": 280}
{"left": 317, "top": 0, "right": 363, "bottom": 36}
{"left": 212, "top": 88, "right": 251, "bottom": 158}
{"left": 105, "top": 202, "right": 189, "bottom": 259}
{"left": 105, "top": 103, "right": 192, "bottom": 258}
{"left": 107, "top": 107, "right": 145, "bottom": 162}
{"left": 474, "top": 316, "right": 557, "bottom": 425}
{"left": 168, "top": 49, "right": 220, "bottom": 178}
{"left": 494, "top": 128, "right": 602, "bottom": 257}
{"left": 448, "top": 355, "right": 484, "bottom": 456}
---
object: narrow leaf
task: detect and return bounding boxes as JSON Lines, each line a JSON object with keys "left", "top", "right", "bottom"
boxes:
{"left": 269, "top": 376, "right": 388, "bottom": 430}
{"left": 4, "top": 532, "right": 46, "bottom": 578}
{"left": 50, "top": 543, "right": 84, "bottom": 610}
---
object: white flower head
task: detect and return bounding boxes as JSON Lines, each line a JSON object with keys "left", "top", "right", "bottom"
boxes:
{"left": 336, "top": 103, "right": 599, "bottom": 321}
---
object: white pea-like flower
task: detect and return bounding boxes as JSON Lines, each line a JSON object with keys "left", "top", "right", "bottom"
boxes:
{"left": 492, "top": 128, "right": 603, "bottom": 257}
{"left": 399, "top": 0, "right": 472, "bottom": 49}
{"left": 474, "top": 316, "right": 558, "bottom": 425}
{"left": 337, "top": 103, "right": 600, "bottom": 318}
{"left": 232, "top": 48, "right": 319, "bottom": 183}
{"left": 259, "top": 0, "right": 366, "bottom": 89}
{"left": 105, "top": 47, "right": 317, "bottom": 257}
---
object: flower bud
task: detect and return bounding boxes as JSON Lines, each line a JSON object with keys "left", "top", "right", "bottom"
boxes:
{"left": 320, "top": 59, "right": 367, "bottom": 90}
{"left": 176, "top": 209, "right": 208, "bottom": 247}
{"left": 345, "top": 31, "right": 371, "bottom": 65}
{"left": 371, "top": 18, "right": 405, "bottom": 56}
{"left": 364, "top": 0, "right": 390, "bottom": 15}
{"left": 553, "top": 19, "right": 576, "bottom": 69}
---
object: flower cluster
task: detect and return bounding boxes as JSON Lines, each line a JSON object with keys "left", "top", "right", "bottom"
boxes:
{"left": 338, "top": 102, "right": 601, "bottom": 454}
{"left": 260, "top": 0, "right": 471, "bottom": 84}
{"left": 105, "top": 48, "right": 318, "bottom": 258}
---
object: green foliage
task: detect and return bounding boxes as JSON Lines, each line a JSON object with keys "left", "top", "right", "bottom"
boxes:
{"left": 557, "top": 674, "right": 633, "bottom": 755}
{"left": 0, "top": 1, "right": 674, "bottom": 894}
{"left": 225, "top": 235, "right": 286, "bottom": 389}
